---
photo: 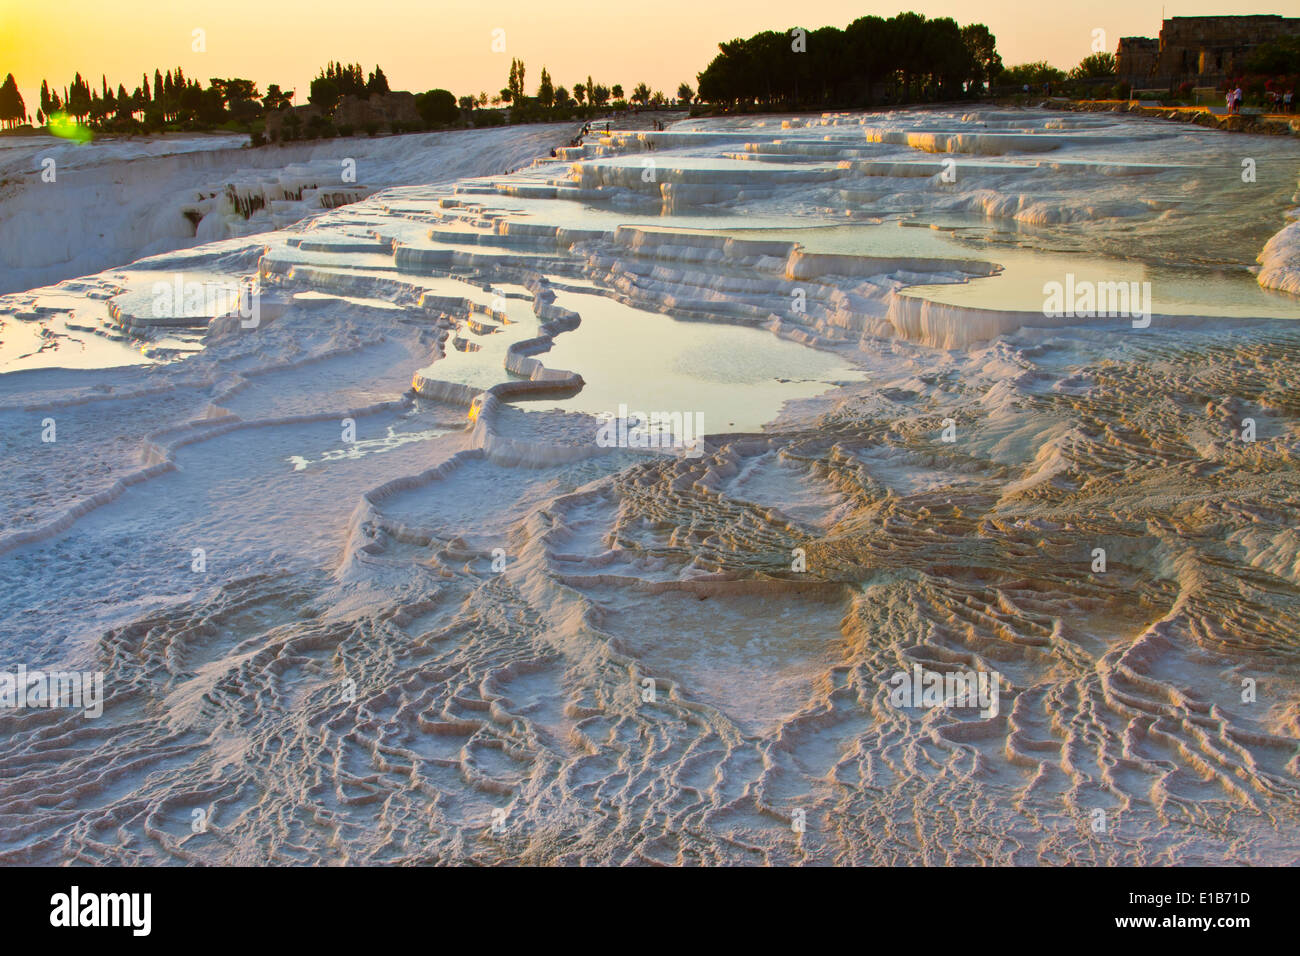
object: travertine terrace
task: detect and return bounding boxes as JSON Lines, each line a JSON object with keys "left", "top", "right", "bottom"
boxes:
{"left": 1, "top": 107, "right": 1298, "bottom": 864}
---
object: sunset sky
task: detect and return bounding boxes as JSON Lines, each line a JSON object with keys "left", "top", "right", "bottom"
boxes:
{"left": 0, "top": 1, "right": 1287, "bottom": 114}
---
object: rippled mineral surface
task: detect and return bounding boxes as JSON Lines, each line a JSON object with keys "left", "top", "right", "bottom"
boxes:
{"left": 1, "top": 107, "right": 1298, "bottom": 864}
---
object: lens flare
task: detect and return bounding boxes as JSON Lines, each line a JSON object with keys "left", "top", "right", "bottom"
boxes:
{"left": 47, "top": 111, "right": 92, "bottom": 143}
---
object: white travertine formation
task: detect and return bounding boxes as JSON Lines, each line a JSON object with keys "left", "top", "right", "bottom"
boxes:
{"left": 0, "top": 107, "right": 1297, "bottom": 866}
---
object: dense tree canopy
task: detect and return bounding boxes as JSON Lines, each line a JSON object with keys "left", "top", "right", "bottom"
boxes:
{"left": 1069, "top": 53, "right": 1117, "bottom": 80}
{"left": 696, "top": 12, "right": 998, "bottom": 108}
{"left": 998, "top": 61, "right": 1067, "bottom": 89}
{"left": 1246, "top": 36, "right": 1300, "bottom": 76}
{"left": 13, "top": 63, "right": 297, "bottom": 133}
{"left": 415, "top": 88, "right": 458, "bottom": 125}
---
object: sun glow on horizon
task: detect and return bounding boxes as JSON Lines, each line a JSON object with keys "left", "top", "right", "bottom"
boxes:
{"left": 1, "top": 1, "right": 1287, "bottom": 121}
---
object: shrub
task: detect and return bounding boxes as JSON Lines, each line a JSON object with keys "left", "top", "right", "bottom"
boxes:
{"left": 308, "top": 76, "right": 341, "bottom": 111}
{"left": 415, "top": 89, "right": 458, "bottom": 126}
{"left": 307, "top": 115, "right": 336, "bottom": 139}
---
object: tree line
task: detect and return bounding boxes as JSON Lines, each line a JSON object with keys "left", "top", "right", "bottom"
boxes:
{"left": 0, "top": 55, "right": 692, "bottom": 139}
{"left": 479, "top": 59, "right": 692, "bottom": 120}
{"left": 307, "top": 62, "right": 390, "bottom": 110}
{"left": 387, "top": 59, "right": 697, "bottom": 130}
{"left": 695, "top": 13, "right": 1003, "bottom": 108}
{"left": 1, "top": 65, "right": 294, "bottom": 133}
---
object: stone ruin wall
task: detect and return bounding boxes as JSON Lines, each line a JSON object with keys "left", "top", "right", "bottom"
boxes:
{"left": 1117, "top": 15, "right": 1300, "bottom": 89}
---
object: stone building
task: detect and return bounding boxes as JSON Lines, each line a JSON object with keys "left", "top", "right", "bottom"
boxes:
{"left": 1116, "top": 15, "right": 1300, "bottom": 89}
{"left": 332, "top": 92, "right": 421, "bottom": 131}
{"left": 264, "top": 92, "right": 422, "bottom": 141}
{"left": 263, "top": 104, "right": 324, "bottom": 141}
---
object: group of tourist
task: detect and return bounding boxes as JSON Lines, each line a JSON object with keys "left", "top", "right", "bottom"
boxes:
{"left": 1225, "top": 86, "right": 1296, "bottom": 114}
{"left": 1265, "top": 89, "right": 1295, "bottom": 113}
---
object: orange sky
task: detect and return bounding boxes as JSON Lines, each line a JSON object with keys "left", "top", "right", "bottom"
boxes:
{"left": 0, "top": 1, "right": 1287, "bottom": 116}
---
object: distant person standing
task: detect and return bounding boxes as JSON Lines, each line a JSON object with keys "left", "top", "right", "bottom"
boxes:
{"left": 1285, "top": 90, "right": 1294, "bottom": 114}
{"left": 1234, "top": 86, "right": 1243, "bottom": 114}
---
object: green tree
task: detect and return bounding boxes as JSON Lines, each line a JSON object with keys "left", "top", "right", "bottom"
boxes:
{"left": 999, "top": 61, "right": 1067, "bottom": 88}
{"left": 537, "top": 67, "right": 554, "bottom": 108}
{"left": 115, "top": 83, "right": 132, "bottom": 122}
{"left": 162, "top": 70, "right": 175, "bottom": 119}
{"left": 416, "top": 88, "right": 458, "bottom": 125}
{"left": 697, "top": 13, "right": 995, "bottom": 109}
{"left": 214, "top": 79, "right": 260, "bottom": 122}
{"left": 197, "top": 85, "right": 226, "bottom": 124}
{"left": 1246, "top": 36, "right": 1300, "bottom": 75}
{"left": 68, "top": 73, "right": 91, "bottom": 122}
{"left": 0, "top": 73, "right": 25, "bottom": 128}
{"left": 311, "top": 61, "right": 365, "bottom": 105}
{"left": 309, "top": 75, "right": 341, "bottom": 110}
{"left": 507, "top": 59, "right": 526, "bottom": 101}
{"left": 262, "top": 84, "right": 292, "bottom": 111}
{"left": 961, "top": 24, "right": 1001, "bottom": 88}
{"left": 676, "top": 82, "right": 693, "bottom": 105}
{"left": 1069, "top": 52, "right": 1116, "bottom": 80}
{"left": 180, "top": 78, "right": 203, "bottom": 119}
